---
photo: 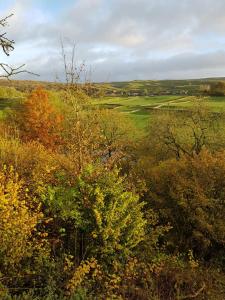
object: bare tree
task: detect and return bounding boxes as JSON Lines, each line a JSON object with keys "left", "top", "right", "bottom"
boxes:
{"left": 60, "top": 39, "right": 86, "bottom": 86}
{"left": 0, "top": 14, "right": 38, "bottom": 79}
{"left": 59, "top": 38, "right": 100, "bottom": 97}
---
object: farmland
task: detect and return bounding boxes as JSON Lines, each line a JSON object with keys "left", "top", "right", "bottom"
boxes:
{"left": 93, "top": 94, "right": 225, "bottom": 130}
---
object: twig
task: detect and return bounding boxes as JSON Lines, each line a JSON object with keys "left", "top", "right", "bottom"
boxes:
{"left": 0, "top": 14, "right": 14, "bottom": 56}
{"left": 0, "top": 63, "right": 39, "bottom": 79}
{"left": 0, "top": 14, "right": 39, "bottom": 79}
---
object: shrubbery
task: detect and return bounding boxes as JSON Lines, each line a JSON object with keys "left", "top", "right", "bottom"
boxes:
{"left": 0, "top": 88, "right": 225, "bottom": 299}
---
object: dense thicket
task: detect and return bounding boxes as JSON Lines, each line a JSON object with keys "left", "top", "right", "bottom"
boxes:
{"left": 0, "top": 86, "right": 225, "bottom": 300}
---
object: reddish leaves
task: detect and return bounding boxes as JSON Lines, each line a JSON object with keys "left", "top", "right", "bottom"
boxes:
{"left": 19, "top": 87, "right": 63, "bottom": 150}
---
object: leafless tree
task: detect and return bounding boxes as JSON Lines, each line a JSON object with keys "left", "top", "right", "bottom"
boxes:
{"left": 60, "top": 39, "right": 86, "bottom": 86}
{"left": 59, "top": 38, "right": 99, "bottom": 97}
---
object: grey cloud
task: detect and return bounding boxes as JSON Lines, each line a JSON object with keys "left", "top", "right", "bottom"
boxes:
{"left": 3, "top": 0, "right": 225, "bottom": 81}
{"left": 15, "top": 50, "right": 225, "bottom": 83}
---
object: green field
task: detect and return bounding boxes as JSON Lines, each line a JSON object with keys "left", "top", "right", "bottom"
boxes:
{"left": 93, "top": 95, "right": 225, "bottom": 130}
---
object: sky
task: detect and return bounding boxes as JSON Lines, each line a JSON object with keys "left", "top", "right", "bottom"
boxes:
{"left": 1, "top": 0, "right": 225, "bottom": 82}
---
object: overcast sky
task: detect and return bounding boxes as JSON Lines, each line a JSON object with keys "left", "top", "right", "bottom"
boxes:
{"left": 1, "top": 0, "right": 225, "bottom": 82}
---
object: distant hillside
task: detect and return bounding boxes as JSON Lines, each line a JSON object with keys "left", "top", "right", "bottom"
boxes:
{"left": 0, "top": 79, "right": 65, "bottom": 92}
{"left": 98, "top": 78, "right": 225, "bottom": 96}
{"left": 1, "top": 77, "right": 225, "bottom": 96}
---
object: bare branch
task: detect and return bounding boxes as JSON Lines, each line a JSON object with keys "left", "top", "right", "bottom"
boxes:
{"left": 60, "top": 37, "right": 69, "bottom": 84}
{"left": 0, "top": 14, "right": 14, "bottom": 26}
{"left": 0, "top": 14, "right": 39, "bottom": 79}
{"left": 0, "top": 63, "right": 39, "bottom": 80}
{"left": 60, "top": 38, "right": 93, "bottom": 90}
{"left": 0, "top": 14, "right": 14, "bottom": 56}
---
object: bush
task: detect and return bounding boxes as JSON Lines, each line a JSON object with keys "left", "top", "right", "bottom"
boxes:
{"left": 147, "top": 150, "right": 225, "bottom": 258}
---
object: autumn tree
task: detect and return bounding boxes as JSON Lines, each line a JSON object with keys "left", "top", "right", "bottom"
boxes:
{"left": 144, "top": 98, "right": 224, "bottom": 161}
{"left": 208, "top": 81, "right": 225, "bottom": 96}
{"left": 16, "top": 87, "right": 63, "bottom": 149}
{"left": 97, "top": 109, "right": 137, "bottom": 162}
{"left": 146, "top": 150, "right": 225, "bottom": 258}
{"left": 63, "top": 91, "right": 136, "bottom": 171}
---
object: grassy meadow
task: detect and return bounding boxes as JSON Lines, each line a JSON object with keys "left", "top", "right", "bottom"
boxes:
{"left": 93, "top": 94, "right": 225, "bottom": 130}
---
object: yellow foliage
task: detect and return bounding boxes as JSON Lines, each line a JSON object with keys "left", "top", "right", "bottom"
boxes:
{"left": 0, "top": 138, "right": 74, "bottom": 195}
{"left": 0, "top": 166, "right": 43, "bottom": 269}
{"left": 66, "top": 258, "right": 100, "bottom": 295}
{"left": 188, "top": 250, "right": 199, "bottom": 269}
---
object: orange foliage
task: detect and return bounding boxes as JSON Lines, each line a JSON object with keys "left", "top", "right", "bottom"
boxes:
{"left": 18, "top": 87, "right": 63, "bottom": 149}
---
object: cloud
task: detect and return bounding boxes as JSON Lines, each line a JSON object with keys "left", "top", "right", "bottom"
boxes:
{"left": 1, "top": 0, "right": 225, "bottom": 81}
